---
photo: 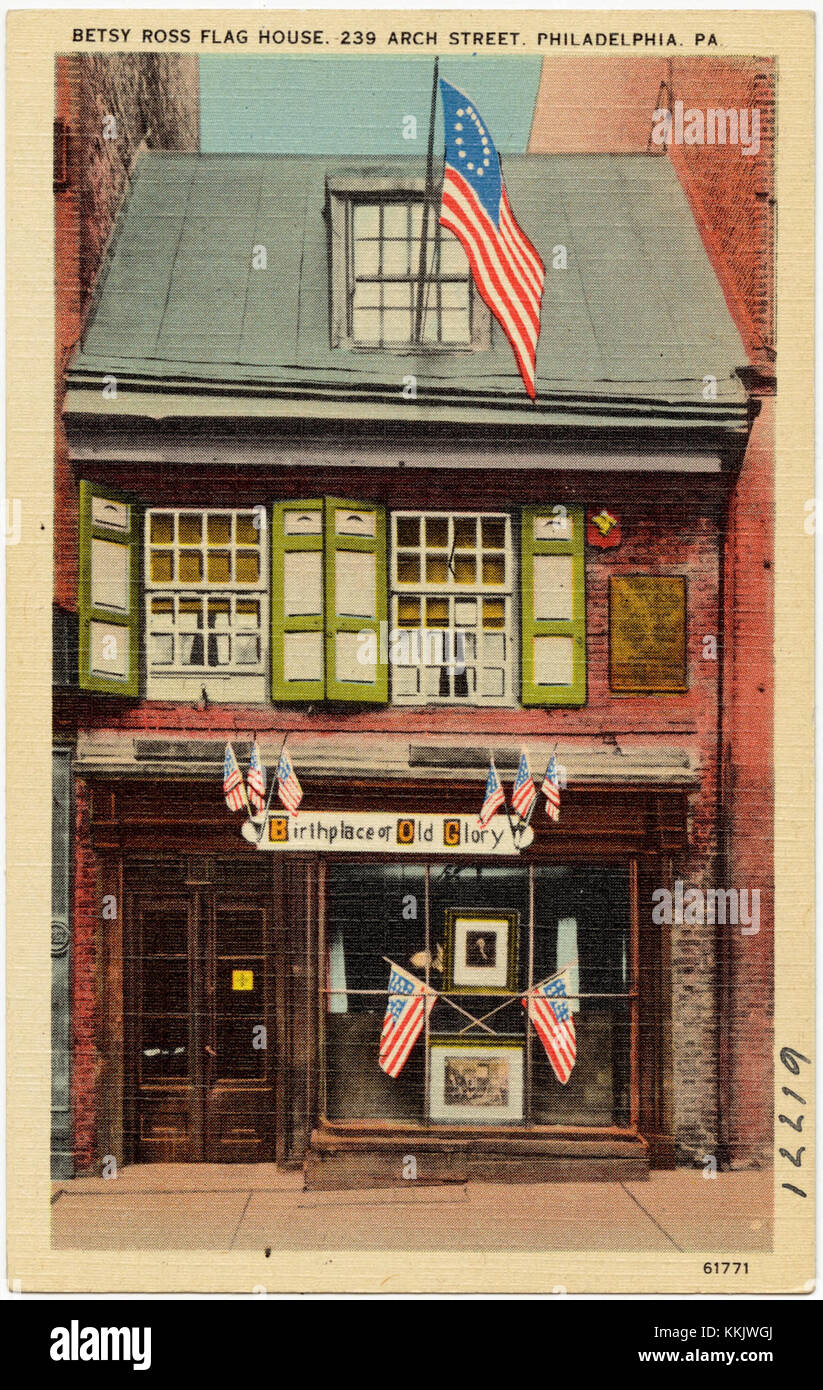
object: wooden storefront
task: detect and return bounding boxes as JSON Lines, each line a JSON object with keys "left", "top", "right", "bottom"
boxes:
{"left": 85, "top": 775, "right": 686, "bottom": 1186}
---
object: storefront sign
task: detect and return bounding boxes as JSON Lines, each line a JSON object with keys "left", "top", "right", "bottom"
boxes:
{"left": 609, "top": 575, "right": 687, "bottom": 692}
{"left": 241, "top": 811, "right": 520, "bottom": 854}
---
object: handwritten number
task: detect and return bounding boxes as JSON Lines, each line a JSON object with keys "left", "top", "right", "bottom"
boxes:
{"left": 778, "top": 1112, "right": 804, "bottom": 1133}
{"left": 778, "top": 1145, "right": 805, "bottom": 1168}
{"left": 779, "top": 1046, "right": 810, "bottom": 1076}
{"left": 782, "top": 1183, "right": 807, "bottom": 1199}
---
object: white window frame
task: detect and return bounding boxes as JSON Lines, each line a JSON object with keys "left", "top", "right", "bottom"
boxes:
{"left": 326, "top": 177, "right": 491, "bottom": 353}
{"left": 144, "top": 506, "right": 269, "bottom": 703}
{"left": 390, "top": 510, "right": 516, "bottom": 707}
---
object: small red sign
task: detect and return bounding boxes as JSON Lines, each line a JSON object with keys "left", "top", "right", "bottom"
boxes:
{"left": 587, "top": 509, "right": 621, "bottom": 548}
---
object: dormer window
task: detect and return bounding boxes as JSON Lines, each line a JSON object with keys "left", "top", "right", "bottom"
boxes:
{"left": 350, "top": 201, "right": 472, "bottom": 347}
{"left": 327, "top": 180, "right": 490, "bottom": 352}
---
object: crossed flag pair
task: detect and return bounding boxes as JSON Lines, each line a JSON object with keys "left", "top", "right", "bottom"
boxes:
{"left": 223, "top": 740, "right": 303, "bottom": 820}
{"left": 478, "top": 750, "right": 561, "bottom": 828}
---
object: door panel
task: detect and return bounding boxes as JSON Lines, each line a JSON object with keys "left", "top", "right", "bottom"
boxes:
{"left": 204, "top": 904, "right": 274, "bottom": 1160}
{"left": 129, "top": 887, "right": 275, "bottom": 1162}
{"left": 131, "top": 896, "right": 197, "bottom": 1161}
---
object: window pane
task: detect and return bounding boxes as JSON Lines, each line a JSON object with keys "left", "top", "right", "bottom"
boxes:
{"left": 482, "top": 555, "right": 505, "bottom": 586}
{"left": 483, "top": 598, "right": 506, "bottom": 629}
{"left": 207, "top": 550, "right": 231, "bottom": 583}
{"left": 236, "top": 550, "right": 260, "bottom": 584}
{"left": 425, "top": 597, "right": 449, "bottom": 627}
{"left": 150, "top": 634, "right": 174, "bottom": 664}
{"left": 353, "top": 280, "right": 381, "bottom": 309}
{"left": 440, "top": 310, "right": 471, "bottom": 343}
{"left": 235, "top": 635, "right": 260, "bottom": 665}
{"left": 397, "top": 596, "right": 420, "bottom": 627}
{"left": 481, "top": 518, "right": 506, "bottom": 549}
{"left": 381, "top": 204, "right": 408, "bottom": 239}
{"left": 352, "top": 308, "right": 380, "bottom": 342}
{"left": 178, "top": 513, "right": 202, "bottom": 545}
{"left": 454, "top": 555, "right": 476, "bottom": 586}
{"left": 353, "top": 240, "right": 380, "bottom": 277}
{"left": 382, "top": 308, "right": 412, "bottom": 342}
{"left": 324, "top": 864, "right": 427, "bottom": 1121}
{"left": 208, "top": 599, "right": 230, "bottom": 628}
{"left": 396, "top": 554, "right": 420, "bottom": 584}
{"left": 235, "top": 513, "right": 258, "bottom": 545}
{"left": 207, "top": 514, "right": 231, "bottom": 545}
{"left": 178, "top": 550, "right": 203, "bottom": 583}
{"left": 396, "top": 517, "right": 419, "bottom": 547}
{"left": 149, "top": 514, "right": 173, "bottom": 545}
{"left": 150, "top": 550, "right": 173, "bottom": 583}
{"left": 453, "top": 517, "right": 476, "bottom": 549}
{"left": 425, "top": 517, "right": 448, "bottom": 548}
{"left": 382, "top": 281, "right": 412, "bottom": 310}
{"left": 426, "top": 555, "right": 449, "bottom": 584}
{"left": 353, "top": 203, "right": 380, "bottom": 238}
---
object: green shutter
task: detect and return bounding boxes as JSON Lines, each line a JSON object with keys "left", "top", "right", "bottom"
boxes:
{"left": 521, "top": 505, "right": 586, "bottom": 706}
{"left": 78, "top": 480, "right": 140, "bottom": 696}
{"left": 324, "top": 498, "right": 388, "bottom": 703}
{"left": 271, "top": 501, "right": 326, "bottom": 701}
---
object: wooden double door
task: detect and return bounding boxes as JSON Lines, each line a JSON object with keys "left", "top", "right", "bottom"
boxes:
{"left": 126, "top": 883, "right": 276, "bottom": 1162}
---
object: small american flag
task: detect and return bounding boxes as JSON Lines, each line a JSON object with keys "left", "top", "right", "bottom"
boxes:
{"left": 379, "top": 964, "right": 436, "bottom": 1078}
{"left": 246, "top": 739, "right": 266, "bottom": 813}
{"left": 511, "top": 750, "right": 537, "bottom": 820}
{"left": 541, "top": 753, "right": 561, "bottom": 822}
{"left": 223, "top": 743, "right": 248, "bottom": 814}
{"left": 439, "top": 78, "right": 545, "bottom": 400}
{"left": 277, "top": 748, "right": 303, "bottom": 817}
{"left": 478, "top": 757, "right": 505, "bottom": 826}
{"left": 523, "top": 970, "right": 577, "bottom": 1084}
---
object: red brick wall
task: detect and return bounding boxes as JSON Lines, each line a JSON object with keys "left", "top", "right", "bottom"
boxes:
{"left": 54, "top": 55, "right": 199, "bottom": 611}
{"left": 72, "top": 779, "right": 98, "bottom": 1172}
{"left": 67, "top": 469, "right": 725, "bottom": 1165}
{"left": 665, "top": 57, "right": 775, "bottom": 366}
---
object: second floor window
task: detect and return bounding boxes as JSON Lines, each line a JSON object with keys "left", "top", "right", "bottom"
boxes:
{"left": 348, "top": 200, "right": 474, "bottom": 348}
{"left": 391, "top": 511, "right": 514, "bottom": 705}
{"left": 145, "top": 509, "right": 267, "bottom": 694}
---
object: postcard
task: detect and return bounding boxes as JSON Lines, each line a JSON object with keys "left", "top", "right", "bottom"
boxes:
{"left": 5, "top": 8, "right": 814, "bottom": 1297}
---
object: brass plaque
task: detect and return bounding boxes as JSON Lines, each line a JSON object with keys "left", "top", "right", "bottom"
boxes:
{"left": 609, "top": 576, "right": 687, "bottom": 693}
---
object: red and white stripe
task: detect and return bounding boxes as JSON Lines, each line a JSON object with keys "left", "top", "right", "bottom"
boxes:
{"left": 379, "top": 991, "right": 435, "bottom": 1079}
{"left": 224, "top": 772, "right": 246, "bottom": 813}
{"left": 440, "top": 170, "right": 545, "bottom": 400}
{"left": 278, "top": 774, "right": 302, "bottom": 817}
{"left": 525, "top": 995, "right": 577, "bottom": 1084}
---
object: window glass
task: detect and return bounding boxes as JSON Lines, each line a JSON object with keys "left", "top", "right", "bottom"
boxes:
{"left": 323, "top": 863, "right": 633, "bottom": 1129}
{"left": 350, "top": 201, "right": 472, "bottom": 348}
{"left": 390, "top": 512, "right": 514, "bottom": 705}
{"left": 145, "top": 509, "right": 267, "bottom": 684}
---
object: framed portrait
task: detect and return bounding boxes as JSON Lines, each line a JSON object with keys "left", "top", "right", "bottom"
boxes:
{"left": 428, "top": 1041, "right": 524, "bottom": 1124}
{"left": 443, "top": 909, "right": 518, "bottom": 993}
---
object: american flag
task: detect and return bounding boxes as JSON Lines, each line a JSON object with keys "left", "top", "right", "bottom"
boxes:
{"left": 541, "top": 753, "right": 561, "bottom": 822}
{"left": 523, "top": 970, "right": 577, "bottom": 1084}
{"left": 478, "top": 757, "right": 505, "bottom": 826}
{"left": 277, "top": 748, "right": 303, "bottom": 817}
{"left": 511, "top": 749, "right": 537, "bottom": 820}
{"left": 379, "top": 964, "right": 436, "bottom": 1078}
{"left": 223, "top": 743, "right": 248, "bottom": 814}
{"left": 438, "top": 78, "right": 545, "bottom": 400}
{"left": 246, "top": 739, "right": 266, "bottom": 813}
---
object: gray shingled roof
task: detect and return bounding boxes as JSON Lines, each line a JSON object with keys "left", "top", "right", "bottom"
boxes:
{"left": 65, "top": 151, "right": 749, "bottom": 426}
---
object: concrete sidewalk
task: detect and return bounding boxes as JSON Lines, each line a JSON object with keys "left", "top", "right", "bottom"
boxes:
{"left": 51, "top": 1166, "right": 772, "bottom": 1252}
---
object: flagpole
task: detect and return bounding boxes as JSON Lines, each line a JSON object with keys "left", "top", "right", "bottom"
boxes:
{"left": 414, "top": 56, "right": 439, "bottom": 344}
{"left": 255, "top": 731, "right": 288, "bottom": 845}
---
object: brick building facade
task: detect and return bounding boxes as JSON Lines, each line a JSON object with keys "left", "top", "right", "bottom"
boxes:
{"left": 52, "top": 54, "right": 199, "bottom": 1176}
{"left": 529, "top": 54, "right": 776, "bottom": 1169}
{"left": 54, "top": 57, "right": 773, "bottom": 1186}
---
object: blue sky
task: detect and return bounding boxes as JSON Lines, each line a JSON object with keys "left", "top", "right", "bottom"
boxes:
{"left": 200, "top": 57, "right": 542, "bottom": 155}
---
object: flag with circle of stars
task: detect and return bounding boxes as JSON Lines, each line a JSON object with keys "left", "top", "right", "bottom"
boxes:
{"left": 438, "top": 78, "right": 545, "bottom": 400}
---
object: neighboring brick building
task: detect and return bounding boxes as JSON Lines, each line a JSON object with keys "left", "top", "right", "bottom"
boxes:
{"left": 530, "top": 55, "right": 776, "bottom": 1169}
{"left": 57, "top": 140, "right": 754, "bottom": 1185}
{"left": 52, "top": 54, "right": 199, "bottom": 1176}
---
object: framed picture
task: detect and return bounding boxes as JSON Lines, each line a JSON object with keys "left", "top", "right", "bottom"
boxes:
{"left": 428, "top": 1041, "right": 524, "bottom": 1124}
{"left": 443, "top": 909, "right": 518, "bottom": 993}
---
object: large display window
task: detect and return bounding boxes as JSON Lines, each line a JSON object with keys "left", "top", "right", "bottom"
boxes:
{"left": 322, "top": 861, "right": 634, "bottom": 1128}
